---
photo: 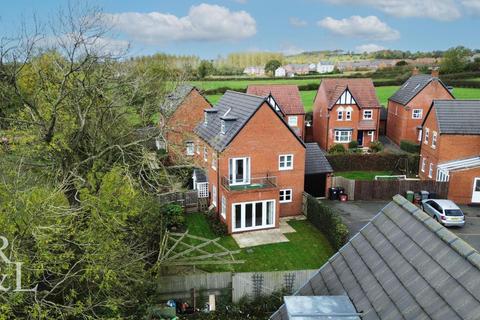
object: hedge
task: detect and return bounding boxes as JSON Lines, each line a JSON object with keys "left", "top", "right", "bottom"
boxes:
{"left": 326, "top": 152, "right": 420, "bottom": 175}
{"left": 305, "top": 193, "right": 349, "bottom": 251}
{"left": 400, "top": 140, "right": 420, "bottom": 154}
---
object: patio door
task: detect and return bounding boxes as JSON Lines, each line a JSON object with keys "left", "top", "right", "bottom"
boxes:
{"left": 473, "top": 178, "right": 480, "bottom": 203}
{"left": 232, "top": 200, "right": 275, "bottom": 232}
{"left": 229, "top": 157, "right": 250, "bottom": 185}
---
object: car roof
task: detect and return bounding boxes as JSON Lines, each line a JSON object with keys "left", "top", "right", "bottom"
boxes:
{"left": 427, "top": 199, "right": 461, "bottom": 210}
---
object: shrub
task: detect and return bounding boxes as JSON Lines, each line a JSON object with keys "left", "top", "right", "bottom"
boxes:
{"left": 328, "top": 144, "right": 346, "bottom": 154}
{"left": 400, "top": 140, "right": 420, "bottom": 154}
{"left": 305, "top": 193, "right": 349, "bottom": 251}
{"left": 206, "top": 209, "right": 228, "bottom": 236}
{"left": 369, "top": 141, "right": 384, "bottom": 153}
{"left": 348, "top": 140, "right": 359, "bottom": 149}
{"left": 162, "top": 203, "right": 185, "bottom": 229}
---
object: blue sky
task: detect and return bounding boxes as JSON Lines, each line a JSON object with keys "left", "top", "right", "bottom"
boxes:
{"left": 1, "top": 0, "right": 479, "bottom": 58}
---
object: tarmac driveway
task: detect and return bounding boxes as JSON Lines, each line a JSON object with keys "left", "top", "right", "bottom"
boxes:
{"left": 322, "top": 199, "right": 480, "bottom": 252}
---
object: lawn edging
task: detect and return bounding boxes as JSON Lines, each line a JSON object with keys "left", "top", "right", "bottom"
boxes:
{"left": 303, "top": 193, "right": 349, "bottom": 251}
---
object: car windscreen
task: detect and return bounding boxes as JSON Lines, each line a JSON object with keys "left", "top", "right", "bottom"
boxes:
{"left": 444, "top": 209, "right": 463, "bottom": 217}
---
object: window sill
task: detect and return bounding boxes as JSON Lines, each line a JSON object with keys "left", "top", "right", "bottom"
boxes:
{"left": 280, "top": 200, "right": 292, "bottom": 204}
{"left": 279, "top": 167, "right": 293, "bottom": 171}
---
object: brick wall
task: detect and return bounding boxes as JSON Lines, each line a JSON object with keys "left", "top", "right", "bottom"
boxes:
{"left": 448, "top": 167, "right": 480, "bottom": 204}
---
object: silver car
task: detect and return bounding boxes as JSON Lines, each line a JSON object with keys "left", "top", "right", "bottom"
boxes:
{"left": 421, "top": 199, "right": 465, "bottom": 227}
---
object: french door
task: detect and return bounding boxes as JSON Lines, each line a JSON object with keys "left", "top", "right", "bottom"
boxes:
{"left": 232, "top": 200, "right": 275, "bottom": 232}
{"left": 229, "top": 157, "right": 250, "bottom": 185}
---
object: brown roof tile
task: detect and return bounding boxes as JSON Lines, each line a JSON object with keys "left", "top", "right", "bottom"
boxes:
{"left": 246, "top": 84, "right": 305, "bottom": 115}
{"left": 318, "top": 78, "right": 380, "bottom": 110}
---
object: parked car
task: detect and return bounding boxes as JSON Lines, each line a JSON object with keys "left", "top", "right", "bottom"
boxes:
{"left": 421, "top": 199, "right": 465, "bottom": 227}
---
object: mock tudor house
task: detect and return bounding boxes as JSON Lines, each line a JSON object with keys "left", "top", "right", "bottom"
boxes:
{"left": 419, "top": 100, "right": 480, "bottom": 205}
{"left": 194, "top": 91, "right": 306, "bottom": 234}
{"left": 312, "top": 79, "right": 381, "bottom": 150}
{"left": 161, "top": 85, "right": 211, "bottom": 161}
{"left": 386, "top": 69, "right": 454, "bottom": 146}
{"left": 246, "top": 85, "right": 306, "bottom": 139}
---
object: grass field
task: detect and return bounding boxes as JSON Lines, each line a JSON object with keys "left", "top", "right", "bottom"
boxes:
{"left": 334, "top": 171, "right": 394, "bottom": 181}
{"left": 185, "top": 213, "right": 333, "bottom": 272}
{"left": 206, "top": 86, "right": 480, "bottom": 113}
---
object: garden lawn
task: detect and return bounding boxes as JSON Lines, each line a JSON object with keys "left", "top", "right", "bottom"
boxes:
{"left": 335, "top": 171, "right": 394, "bottom": 181}
{"left": 184, "top": 213, "right": 333, "bottom": 273}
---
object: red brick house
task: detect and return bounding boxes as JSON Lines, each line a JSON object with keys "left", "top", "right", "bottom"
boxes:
{"left": 386, "top": 70, "right": 454, "bottom": 146}
{"left": 246, "top": 85, "right": 306, "bottom": 139}
{"left": 419, "top": 100, "right": 480, "bottom": 204}
{"left": 312, "top": 79, "right": 381, "bottom": 150}
{"left": 161, "top": 85, "right": 211, "bottom": 161}
{"left": 194, "top": 91, "right": 306, "bottom": 234}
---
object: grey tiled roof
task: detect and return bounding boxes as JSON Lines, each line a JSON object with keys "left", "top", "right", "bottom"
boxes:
{"left": 432, "top": 100, "right": 480, "bottom": 135}
{"left": 305, "top": 143, "right": 333, "bottom": 174}
{"left": 271, "top": 195, "right": 480, "bottom": 320}
{"left": 389, "top": 74, "right": 451, "bottom": 105}
{"left": 160, "top": 84, "right": 194, "bottom": 115}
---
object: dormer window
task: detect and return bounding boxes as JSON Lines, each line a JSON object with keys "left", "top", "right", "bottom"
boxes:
{"left": 220, "top": 120, "right": 226, "bottom": 134}
{"left": 204, "top": 109, "right": 218, "bottom": 126}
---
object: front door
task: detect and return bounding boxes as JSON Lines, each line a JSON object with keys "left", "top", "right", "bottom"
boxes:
{"left": 357, "top": 130, "right": 364, "bottom": 146}
{"left": 472, "top": 178, "right": 480, "bottom": 203}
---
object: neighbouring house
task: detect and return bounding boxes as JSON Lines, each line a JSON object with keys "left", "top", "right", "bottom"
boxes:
{"left": 316, "top": 61, "right": 335, "bottom": 74}
{"left": 379, "top": 107, "right": 388, "bottom": 136}
{"left": 194, "top": 91, "right": 306, "bottom": 234}
{"left": 243, "top": 66, "right": 265, "bottom": 76}
{"left": 386, "top": 69, "right": 454, "bottom": 146}
{"left": 284, "top": 64, "right": 310, "bottom": 76}
{"left": 271, "top": 195, "right": 480, "bottom": 320}
{"left": 275, "top": 67, "right": 286, "bottom": 77}
{"left": 161, "top": 85, "right": 212, "bottom": 161}
{"left": 246, "top": 85, "right": 306, "bottom": 139}
{"left": 304, "top": 143, "right": 333, "bottom": 198}
{"left": 419, "top": 100, "right": 480, "bottom": 204}
{"left": 308, "top": 63, "right": 317, "bottom": 72}
{"left": 312, "top": 78, "right": 381, "bottom": 151}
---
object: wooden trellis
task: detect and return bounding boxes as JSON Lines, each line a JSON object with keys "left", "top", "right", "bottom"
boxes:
{"left": 157, "top": 230, "right": 244, "bottom": 267}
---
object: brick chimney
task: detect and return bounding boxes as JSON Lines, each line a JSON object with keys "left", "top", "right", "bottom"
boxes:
{"left": 412, "top": 67, "right": 420, "bottom": 75}
{"left": 431, "top": 67, "right": 439, "bottom": 78}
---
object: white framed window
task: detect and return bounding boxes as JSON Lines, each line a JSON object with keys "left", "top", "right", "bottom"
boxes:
{"left": 412, "top": 109, "right": 423, "bottom": 119}
{"left": 196, "top": 142, "right": 200, "bottom": 154}
{"left": 212, "top": 185, "right": 217, "bottom": 207}
{"left": 288, "top": 116, "right": 298, "bottom": 127}
{"left": 221, "top": 195, "right": 226, "bottom": 219}
{"left": 424, "top": 128, "right": 430, "bottom": 145}
{"left": 368, "top": 131, "right": 375, "bottom": 142}
{"left": 363, "top": 109, "right": 373, "bottom": 120}
{"left": 279, "top": 154, "right": 294, "bottom": 170}
{"left": 204, "top": 112, "right": 208, "bottom": 125}
{"left": 345, "top": 108, "right": 352, "bottom": 121}
{"left": 337, "top": 111, "right": 344, "bottom": 120}
{"left": 232, "top": 200, "right": 275, "bottom": 232}
{"left": 203, "top": 147, "right": 208, "bottom": 162}
{"left": 229, "top": 157, "right": 251, "bottom": 185}
{"left": 186, "top": 142, "right": 195, "bottom": 156}
{"left": 421, "top": 157, "right": 426, "bottom": 172}
{"left": 334, "top": 130, "right": 352, "bottom": 143}
{"left": 432, "top": 131, "right": 437, "bottom": 149}
{"left": 428, "top": 163, "right": 434, "bottom": 178}
{"left": 212, "top": 153, "right": 217, "bottom": 170}
{"left": 220, "top": 120, "right": 226, "bottom": 134}
{"left": 417, "top": 129, "right": 423, "bottom": 142}
{"left": 279, "top": 189, "right": 292, "bottom": 203}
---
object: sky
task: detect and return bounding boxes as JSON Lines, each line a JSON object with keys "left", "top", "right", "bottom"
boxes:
{"left": 0, "top": 0, "right": 479, "bottom": 59}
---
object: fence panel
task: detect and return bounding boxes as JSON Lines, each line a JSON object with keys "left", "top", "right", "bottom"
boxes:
{"left": 331, "top": 176, "right": 356, "bottom": 200}
{"left": 159, "top": 190, "right": 200, "bottom": 211}
{"left": 354, "top": 179, "right": 449, "bottom": 200}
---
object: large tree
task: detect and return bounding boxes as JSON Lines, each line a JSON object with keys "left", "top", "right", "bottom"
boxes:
{"left": 440, "top": 46, "right": 471, "bottom": 74}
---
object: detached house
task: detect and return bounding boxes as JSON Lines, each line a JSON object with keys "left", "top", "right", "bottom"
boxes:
{"left": 161, "top": 85, "right": 211, "bottom": 161}
{"left": 194, "top": 91, "right": 306, "bottom": 234}
{"left": 312, "top": 79, "right": 381, "bottom": 150}
{"left": 386, "top": 69, "right": 454, "bottom": 145}
{"left": 419, "top": 100, "right": 480, "bottom": 205}
{"left": 246, "top": 85, "right": 306, "bottom": 139}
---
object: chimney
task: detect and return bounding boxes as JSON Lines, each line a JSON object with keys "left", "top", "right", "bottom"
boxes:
{"left": 412, "top": 67, "right": 420, "bottom": 75}
{"left": 203, "top": 109, "right": 217, "bottom": 125}
{"left": 431, "top": 67, "right": 439, "bottom": 78}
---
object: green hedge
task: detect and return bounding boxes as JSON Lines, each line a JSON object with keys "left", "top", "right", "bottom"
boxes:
{"left": 326, "top": 152, "right": 420, "bottom": 175}
{"left": 305, "top": 193, "right": 349, "bottom": 251}
{"left": 400, "top": 140, "right": 420, "bottom": 154}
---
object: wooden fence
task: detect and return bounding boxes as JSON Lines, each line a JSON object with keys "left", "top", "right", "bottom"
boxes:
{"left": 156, "top": 269, "right": 317, "bottom": 303}
{"left": 331, "top": 176, "right": 356, "bottom": 200}
{"left": 158, "top": 190, "right": 203, "bottom": 212}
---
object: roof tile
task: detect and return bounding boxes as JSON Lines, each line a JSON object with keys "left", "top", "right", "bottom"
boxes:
{"left": 318, "top": 78, "right": 380, "bottom": 110}
{"left": 246, "top": 85, "right": 305, "bottom": 115}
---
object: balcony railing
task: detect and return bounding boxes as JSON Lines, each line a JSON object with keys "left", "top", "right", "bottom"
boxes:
{"left": 221, "top": 175, "right": 277, "bottom": 191}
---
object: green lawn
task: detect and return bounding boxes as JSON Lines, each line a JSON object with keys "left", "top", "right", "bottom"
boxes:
{"left": 184, "top": 213, "right": 334, "bottom": 272}
{"left": 335, "top": 171, "right": 394, "bottom": 181}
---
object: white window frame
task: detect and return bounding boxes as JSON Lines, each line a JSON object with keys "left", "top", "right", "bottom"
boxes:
{"left": 368, "top": 131, "right": 375, "bottom": 142}
{"left": 421, "top": 157, "right": 426, "bottom": 172}
{"left": 412, "top": 109, "right": 423, "bottom": 119}
{"left": 212, "top": 153, "right": 217, "bottom": 170}
{"left": 337, "top": 111, "right": 344, "bottom": 121}
{"left": 334, "top": 130, "right": 352, "bottom": 143}
{"left": 196, "top": 143, "right": 200, "bottom": 154}
{"left": 424, "top": 128, "right": 430, "bottom": 145}
{"left": 345, "top": 107, "right": 352, "bottom": 121}
{"left": 221, "top": 195, "right": 226, "bottom": 219}
{"left": 212, "top": 185, "right": 217, "bottom": 207}
{"left": 279, "top": 189, "right": 293, "bottom": 203}
{"left": 279, "top": 154, "right": 294, "bottom": 171}
{"left": 229, "top": 157, "right": 251, "bottom": 185}
{"left": 428, "top": 163, "right": 434, "bottom": 178}
{"left": 203, "top": 147, "right": 208, "bottom": 162}
{"left": 418, "top": 129, "right": 423, "bottom": 142}
{"left": 288, "top": 116, "right": 298, "bottom": 127}
{"left": 231, "top": 200, "right": 276, "bottom": 232}
{"left": 186, "top": 142, "right": 195, "bottom": 156}
{"left": 432, "top": 131, "right": 437, "bottom": 149}
{"left": 363, "top": 109, "right": 373, "bottom": 120}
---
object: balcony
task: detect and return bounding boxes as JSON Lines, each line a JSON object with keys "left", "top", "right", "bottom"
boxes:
{"left": 221, "top": 175, "right": 277, "bottom": 191}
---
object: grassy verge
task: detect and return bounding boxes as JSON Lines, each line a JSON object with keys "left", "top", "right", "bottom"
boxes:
{"left": 184, "top": 213, "right": 333, "bottom": 273}
{"left": 335, "top": 170, "right": 394, "bottom": 181}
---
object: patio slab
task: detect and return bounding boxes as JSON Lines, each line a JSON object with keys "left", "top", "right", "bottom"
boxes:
{"left": 232, "top": 229, "right": 290, "bottom": 248}
{"left": 280, "top": 215, "right": 307, "bottom": 233}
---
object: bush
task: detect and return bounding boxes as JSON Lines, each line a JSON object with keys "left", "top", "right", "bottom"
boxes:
{"left": 305, "top": 194, "right": 349, "bottom": 251}
{"left": 369, "top": 141, "right": 384, "bottom": 153}
{"left": 400, "top": 140, "right": 420, "bottom": 154}
{"left": 206, "top": 209, "right": 228, "bottom": 236}
{"left": 162, "top": 203, "right": 185, "bottom": 229}
{"left": 328, "top": 144, "right": 346, "bottom": 154}
{"left": 348, "top": 140, "right": 359, "bottom": 149}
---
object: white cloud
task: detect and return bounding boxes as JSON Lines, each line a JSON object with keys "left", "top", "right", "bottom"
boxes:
{"left": 289, "top": 17, "right": 308, "bottom": 27}
{"left": 103, "top": 4, "right": 256, "bottom": 45}
{"left": 280, "top": 43, "right": 305, "bottom": 55}
{"left": 233, "top": 0, "right": 248, "bottom": 3}
{"left": 318, "top": 16, "right": 400, "bottom": 41}
{"left": 461, "top": 0, "right": 480, "bottom": 14}
{"left": 355, "top": 43, "right": 386, "bottom": 53}
{"left": 325, "top": 0, "right": 461, "bottom": 21}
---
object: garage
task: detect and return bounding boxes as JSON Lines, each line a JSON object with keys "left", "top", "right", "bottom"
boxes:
{"left": 304, "top": 143, "right": 333, "bottom": 197}
{"left": 437, "top": 157, "right": 480, "bottom": 205}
